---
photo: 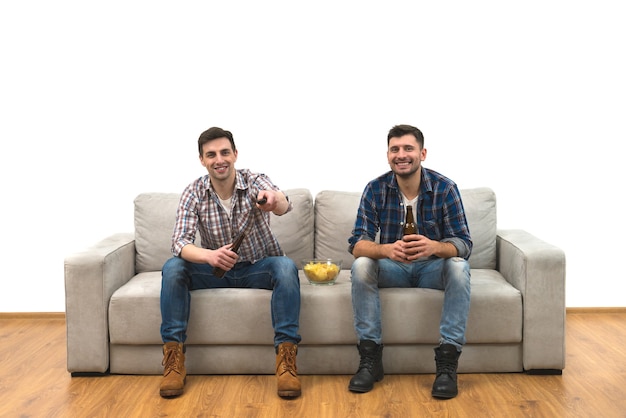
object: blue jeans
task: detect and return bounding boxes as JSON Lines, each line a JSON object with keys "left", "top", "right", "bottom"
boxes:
{"left": 160, "top": 256, "right": 301, "bottom": 347}
{"left": 351, "top": 256, "right": 471, "bottom": 350}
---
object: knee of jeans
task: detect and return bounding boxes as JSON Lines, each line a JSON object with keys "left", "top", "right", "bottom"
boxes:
{"left": 162, "top": 257, "right": 186, "bottom": 281}
{"left": 351, "top": 257, "right": 377, "bottom": 284}
{"left": 445, "top": 257, "right": 471, "bottom": 281}
{"left": 270, "top": 257, "right": 299, "bottom": 280}
{"left": 163, "top": 256, "right": 185, "bottom": 269}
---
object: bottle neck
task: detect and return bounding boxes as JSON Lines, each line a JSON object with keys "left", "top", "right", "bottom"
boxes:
{"left": 403, "top": 197, "right": 417, "bottom": 235}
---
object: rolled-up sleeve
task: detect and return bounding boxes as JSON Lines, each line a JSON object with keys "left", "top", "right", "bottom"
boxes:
{"left": 171, "top": 188, "right": 200, "bottom": 257}
{"left": 348, "top": 185, "right": 378, "bottom": 254}
{"left": 441, "top": 186, "right": 473, "bottom": 260}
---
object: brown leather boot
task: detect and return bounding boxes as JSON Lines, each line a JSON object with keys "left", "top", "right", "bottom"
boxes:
{"left": 160, "top": 342, "right": 186, "bottom": 398}
{"left": 275, "top": 342, "right": 301, "bottom": 398}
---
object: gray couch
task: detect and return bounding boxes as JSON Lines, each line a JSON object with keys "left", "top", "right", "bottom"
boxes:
{"left": 64, "top": 187, "right": 566, "bottom": 376}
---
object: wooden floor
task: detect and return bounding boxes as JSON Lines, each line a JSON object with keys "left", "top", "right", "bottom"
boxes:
{"left": 1, "top": 312, "right": 626, "bottom": 417}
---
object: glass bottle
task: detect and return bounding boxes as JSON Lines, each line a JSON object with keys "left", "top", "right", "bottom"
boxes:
{"left": 403, "top": 205, "right": 416, "bottom": 235}
{"left": 213, "top": 232, "right": 246, "bottom": 278}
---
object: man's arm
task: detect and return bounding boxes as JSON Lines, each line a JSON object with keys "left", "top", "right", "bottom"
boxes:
{"left": 180, "top": 243, "right": 239, "bottom": 271}
{"left": 256, "top": 189, "right": 290, "bottom": 215}
{"left": 402, "top": 234, "right": 459, "bottom": 261}
{"left": 352, "top": 239, "right": 393, "bottom": 260}
{"left": 353, "top": 235, "right": 459, "bottom": 263}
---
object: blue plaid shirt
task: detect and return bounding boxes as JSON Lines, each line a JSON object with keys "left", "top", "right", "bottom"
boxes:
{"left": 172, "top": 169, "right": 291, "bottom": 263}
{"left": 348, "top": 168, "right": 472, "bottom": 259}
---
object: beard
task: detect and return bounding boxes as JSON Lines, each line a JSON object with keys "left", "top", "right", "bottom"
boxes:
{"left": 391, "top": 160, "right": 420, "bottom": 178}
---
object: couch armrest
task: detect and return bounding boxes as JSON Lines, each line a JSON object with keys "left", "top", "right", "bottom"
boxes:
{"left": 64, "top": 233, "right": 136, "bottom": 374}
{"left": 496, "top": 229, "right": 566, "bottom": 372}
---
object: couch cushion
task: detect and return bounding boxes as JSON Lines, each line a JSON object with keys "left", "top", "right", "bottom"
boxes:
{"left": 109, "top": 269, "right": 521, "bottom": 345}
{"left": 134, "top": 189, "right": 314, "bottom": 273}
{"left": 134, "top": 193, "right": 182, "bottom": 273}
{"left": 460, "top": 187, "right": 497, "bottom": 269}
{"left": 313, "top": 190, "right": 362, "bottom": 268}
{"left": 270, "top": 188, "right": 315, "bottom": 268}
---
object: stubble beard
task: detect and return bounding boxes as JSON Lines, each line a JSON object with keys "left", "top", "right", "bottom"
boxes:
{"left": 392, "top": 160, "right": 420, "bottom": 179}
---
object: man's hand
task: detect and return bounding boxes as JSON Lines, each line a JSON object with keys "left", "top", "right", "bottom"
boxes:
{"left": 181, "top": 243, "right": 239, "bottom": 271}
{"left": 401, "top": 234, "right": 436, "bottom": 261}
{"left": 255, "top": 190, "right": 273, "bottom": 210}
{"left": 401, "top": 234, "right": 458, "bottom": 261}
{"left": 208, "top": 244, "right": 240, "bottom": 272}
{"left": 255, "top": 190, "right": 289, "bottom": 215}
{"left": 353, "top": 235, "right": 458, "bottom": 261}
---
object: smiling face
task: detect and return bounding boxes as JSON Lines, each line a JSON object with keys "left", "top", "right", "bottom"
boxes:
{"left": 199, "top": 137, "right": 238, "bottom": 184}
{"left": 387, "top": 133, "right": 427, "bottom": 179}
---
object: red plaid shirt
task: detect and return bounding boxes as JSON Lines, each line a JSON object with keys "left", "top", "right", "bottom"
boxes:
{"left": 171, "top": 169, "right": 291, "bottom": 263}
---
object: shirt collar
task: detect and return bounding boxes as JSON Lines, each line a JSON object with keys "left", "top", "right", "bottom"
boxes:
{"left": 204, "top": 169, "right": 254, "bottom": 197}
{"left": 387, "top": 167, "right": 433, "bottom": 195}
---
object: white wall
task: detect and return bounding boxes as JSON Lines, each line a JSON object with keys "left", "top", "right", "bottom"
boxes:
{"left": 1, "top": 1, "right": 624, "bottom": 311}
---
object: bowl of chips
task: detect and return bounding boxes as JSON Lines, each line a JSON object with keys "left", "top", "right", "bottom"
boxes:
{"left": 302, "top": 259, "right": 342, "bottom": 285}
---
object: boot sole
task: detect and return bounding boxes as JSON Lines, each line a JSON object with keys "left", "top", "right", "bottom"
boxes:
{"left": 348, "top": 375, "right": 383, "bottom": 393}
{"left": 160, "top": 377, "right": 186, "bottom": 398}
{"left": 160, "top": 388, "right": 184, "bottom": 398}
{"left": 432, "top": 390, "right": 458, "bottom": 399}
{"left": 348, "top": 384, "right": 373, "bottom": 393}
{"left": 277, "top": 390, "right": 301, "bottom": 398}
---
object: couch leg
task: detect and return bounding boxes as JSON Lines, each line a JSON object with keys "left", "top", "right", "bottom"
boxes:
{"left": 525, "top": 369, "right": 563, "bottom": 375}
{"left": 70, "top": 370, "right": 110, "bottom": 377}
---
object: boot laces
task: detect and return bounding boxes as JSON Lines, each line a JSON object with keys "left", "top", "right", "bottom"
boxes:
{"left": 435, "top": 356, "right": 457, "bottom": 376}
{"left": 278, "top": 346, "right": 298, "bottom": 376}
{"left": 358, "top": 352, "right": 378, "bottom": 372}
{"left": 162, "top": 346, "right": 183, "bottom": 376}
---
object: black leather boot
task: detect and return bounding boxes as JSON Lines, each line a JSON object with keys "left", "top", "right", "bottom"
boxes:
{"left": 432, "top": 343, "right": 461, "bottom": 399}
{"left": 348, "top": 340, "right": 384, "bottom": 393}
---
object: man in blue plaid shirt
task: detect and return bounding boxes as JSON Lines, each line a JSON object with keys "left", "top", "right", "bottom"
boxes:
{"left": 347, "top": 125, "right": 472, "bottom": 399}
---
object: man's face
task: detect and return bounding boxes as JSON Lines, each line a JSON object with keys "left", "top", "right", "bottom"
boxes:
{"left": 387, "top": 134, "right": 427, "bottom": 178}
{"left": 199, "top": 137, "right": 238, "bottom": 182}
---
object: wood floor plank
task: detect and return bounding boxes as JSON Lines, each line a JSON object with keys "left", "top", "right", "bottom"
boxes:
{"left": 1, "top": 313, "right": 625, "bottom": 417}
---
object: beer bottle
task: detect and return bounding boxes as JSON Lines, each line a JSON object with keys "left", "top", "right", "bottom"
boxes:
{"left": 213, "top": 232, "right": 246, "bottom": 278}
{"left": 403, "top": 205, "right": 416, "bottom": 235}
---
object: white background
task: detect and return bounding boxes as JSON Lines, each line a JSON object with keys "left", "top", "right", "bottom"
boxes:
{"left": 1, "top": 1, "right": 624, "bottom": 311}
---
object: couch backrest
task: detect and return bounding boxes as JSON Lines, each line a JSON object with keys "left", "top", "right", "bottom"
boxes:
{"left": 134, "top": 189, "right": 315, "bottom": 273}
{"left": 269, "top": 189, "right": 315, "bottom": 268}
{"left": 312, "top": 187, "right": 497, "bottom": 270}
{"left": 134, "top": 193, "right": 185, "bottom": 273}
{"left": 133, "top": 187, "right": 496, "bottom": 273}
{"left": 460, "top": 187, "right": 497, "bottom": 269}
{"left": 313, "top": 190, "right": 362, "bottom": 269}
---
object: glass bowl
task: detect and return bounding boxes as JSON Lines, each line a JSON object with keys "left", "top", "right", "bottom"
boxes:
{"left": 302, "top": 259, "right": 342, "bottom": 285}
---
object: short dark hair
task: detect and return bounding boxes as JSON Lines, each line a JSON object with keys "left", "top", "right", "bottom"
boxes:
{"left": 387, "top": 124, "right": 424, "bottom": 148}
{"left": 198, "top": 127, "right": 236, "bottom": 156}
